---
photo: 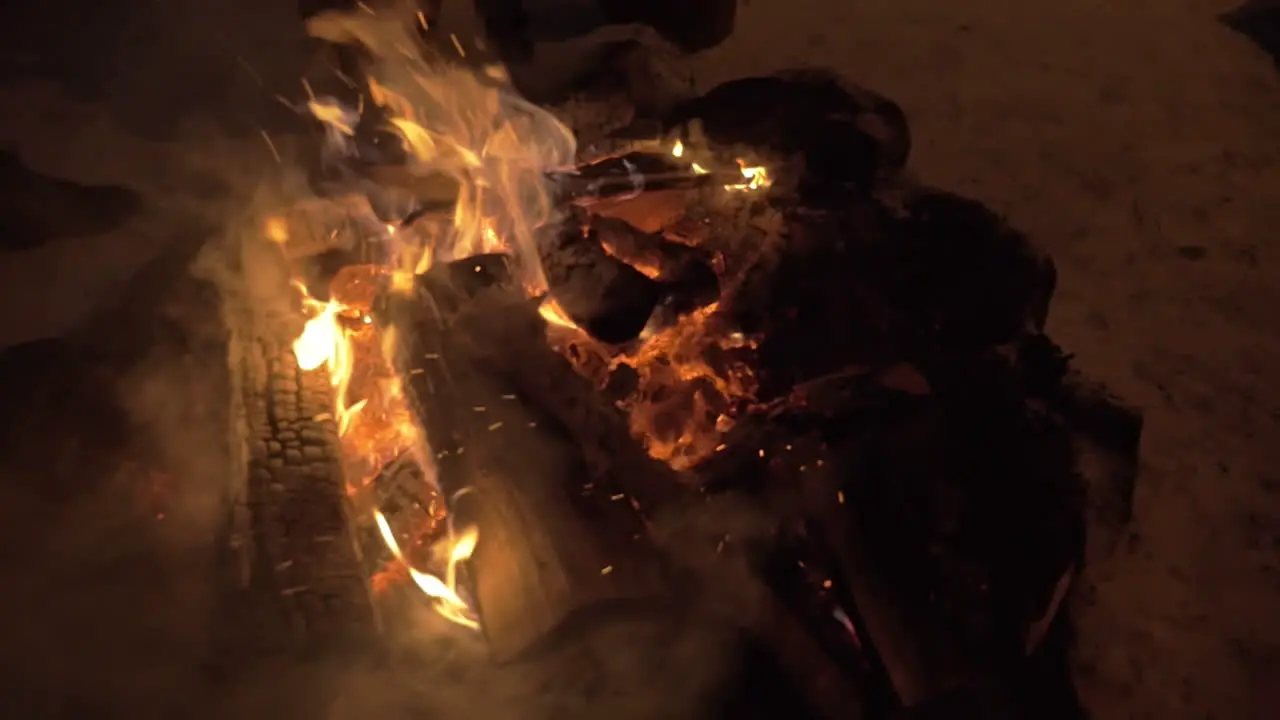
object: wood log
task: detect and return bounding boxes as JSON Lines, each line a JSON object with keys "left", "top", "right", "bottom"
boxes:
{"left": 240, "top": 339, "right": 380, "bottom": 656}
{"left": 802, "top": 444, "right": 991, "bottom": 709}
{"left": 381, "top": 255, "right": 670, "bottom": 661}
{"left": 1018, "top": 333, "right": 1140, "bottom": 535}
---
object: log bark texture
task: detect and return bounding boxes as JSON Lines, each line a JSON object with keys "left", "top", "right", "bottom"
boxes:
{"left": 241, "top": 339, "right": 380, "bottom": 653}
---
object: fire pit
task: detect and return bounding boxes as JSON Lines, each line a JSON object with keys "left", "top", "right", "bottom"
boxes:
{"left": 231, "top": 7, "right": 1141, "bottom": 718}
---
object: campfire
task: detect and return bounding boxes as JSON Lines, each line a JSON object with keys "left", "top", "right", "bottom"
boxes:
{"left": 239, "top": 5, "right": 1143, "bottom": 718}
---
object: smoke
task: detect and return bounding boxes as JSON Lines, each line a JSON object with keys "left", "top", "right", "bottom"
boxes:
{"left": 209, "top": 497, "right": 778, "bottom": 720}
{"left": 304, "top": 3, "right": 577, "bottom": 288}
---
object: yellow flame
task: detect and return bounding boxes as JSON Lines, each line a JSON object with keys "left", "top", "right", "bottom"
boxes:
{"left": 375, "top": 509, "right": 479, "bottom": 629}
{"left": 293, "top": 300, "right": 343, "bottom": 372}
{"left": 537, "top": 296, "right": 579, "bottom": 330}
{"left": 726, "top": 160, "right": 772, "bottom": 192}
{"left": 264, "top": 216, "right": 289, "bottom": 244}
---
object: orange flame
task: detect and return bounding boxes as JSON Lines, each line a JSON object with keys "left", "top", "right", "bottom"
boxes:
{"left": 375, "top": 509, "right": 479, "bottom": 630}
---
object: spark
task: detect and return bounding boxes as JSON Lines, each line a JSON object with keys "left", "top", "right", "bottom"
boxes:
{"left": 259, "top": 130, "right": 281, "bottom": 163}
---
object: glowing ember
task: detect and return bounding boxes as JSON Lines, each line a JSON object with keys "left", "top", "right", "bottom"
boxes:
{"left": 612, "top": 306, "right": 757, "bottom": 470}
{"left": 545, "top": 302, "right": 757, "bottom": 470}
{"left": 264, "top": 216, "right": 289, "bottom": 244}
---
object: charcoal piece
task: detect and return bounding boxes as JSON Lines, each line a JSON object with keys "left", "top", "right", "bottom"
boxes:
{"left": 663, "top": 70, "right": 912, "bottom": 191}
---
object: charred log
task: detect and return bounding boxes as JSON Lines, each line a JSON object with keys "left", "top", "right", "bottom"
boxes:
{"left": 241, "top": 340, "right": 380, "bottom": 654}
{"left": 589, "top": 215, "right": 721, "bottom": 318}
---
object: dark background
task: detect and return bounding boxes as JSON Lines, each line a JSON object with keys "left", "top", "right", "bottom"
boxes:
{"left": 0, "top": 0, "right": 1278, "bottom": 717}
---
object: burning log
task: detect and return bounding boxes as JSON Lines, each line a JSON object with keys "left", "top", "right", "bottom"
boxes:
{"left": 381, "top": 254, "right": 674, "bottom": 661}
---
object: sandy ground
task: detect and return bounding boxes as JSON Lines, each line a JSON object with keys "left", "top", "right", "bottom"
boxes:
{"left": 1, "top": 0, "right": 1278, "bottom": 717}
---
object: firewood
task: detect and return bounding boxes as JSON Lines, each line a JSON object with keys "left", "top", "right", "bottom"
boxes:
{"left": 589, "top": 215, "right": 720, "bottom": 315}
{"left": 380, "top": 255, "right": 671, "bottom": 662}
